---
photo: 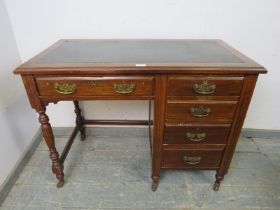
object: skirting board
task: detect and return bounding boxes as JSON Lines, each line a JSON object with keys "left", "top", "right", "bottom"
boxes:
{"left": 241, "top": 128, "right": 280, "bottom": 139}
{"left": 0, "top": 129, "right": 42, "bottom": 206}
{"left": 0, "top": 126, "right": 279, "bottom": 206}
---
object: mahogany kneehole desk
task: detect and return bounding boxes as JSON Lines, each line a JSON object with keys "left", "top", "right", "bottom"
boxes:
{"left": 14, "top": 39, "right": 267, "bottom": 191}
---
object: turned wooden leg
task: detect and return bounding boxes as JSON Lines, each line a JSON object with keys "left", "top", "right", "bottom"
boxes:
{"left": 38, "top": 110, "right": 64, "bottom": 188}
{"left": 74, "top": 101, "right": 86, "bottom": 141}
{"left": 213, "top": 171, "right": 224, "bottom": 191}
{"left": 151, "top": 176, "right": 159, "bottom": 192}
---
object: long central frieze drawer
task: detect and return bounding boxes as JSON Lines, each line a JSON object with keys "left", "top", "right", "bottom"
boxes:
{"left": 35, "top": 76, "right": 154, "bottom": 97}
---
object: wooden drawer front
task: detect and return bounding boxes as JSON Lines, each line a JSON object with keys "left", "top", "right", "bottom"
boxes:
{"left": 164, "top": 125, "right": 230, "bottom": 144}
{"left": 167, "top": 76, "right": 243, "bottom": 96}
{"left": 36, "top": 76, "right": 154, "bottom": 96}
{"left": 162, "top": 150, "right": 223, "bottom": 169}
{"left": 165, "top": 100, "right": 237, "bottom": 124}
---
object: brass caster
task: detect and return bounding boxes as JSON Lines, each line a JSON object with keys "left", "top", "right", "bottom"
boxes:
{"left": 213, "top": 182, "right": 220, "bottom": 191}
{"left": 56, "top": 180, "right": 64, "bottom": 188}
{"left": 80, "top": 133, "right": 86, "bottom": 141}
{"left": 80, "top": 128, "right": 86, "bottom": 141}
{"left": 152, "top": 181, "right": 158, "bottom": 192}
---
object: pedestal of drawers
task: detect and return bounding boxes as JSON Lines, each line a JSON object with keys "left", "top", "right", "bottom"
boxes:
{"left": 159, "top": 75, "right": 254, "bottom": 191}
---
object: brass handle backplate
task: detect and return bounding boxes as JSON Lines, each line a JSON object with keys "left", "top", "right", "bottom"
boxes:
{"left": 91, "top": 81, "right": 97, "bottom": 86}
{"left": 183, "top": 156, "right": 201, "bottom": 165}
{"left": 193, "top": 81, "right": 216, "bottom": 95}
{"left": 113, "top": 83, "right": 136, "bottom": 94}
{"left": 186, "top": 132, "right": 206, "bottom": 142}
{"left": 190, "top": 106, "right": 211, "bottom": 117}
{"left": 54, "top": 83, "right": 77, "bottom": 95}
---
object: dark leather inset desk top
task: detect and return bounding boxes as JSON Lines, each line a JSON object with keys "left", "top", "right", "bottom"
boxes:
{"left": 39, "top": 40, "right": 243, "bottom": 64}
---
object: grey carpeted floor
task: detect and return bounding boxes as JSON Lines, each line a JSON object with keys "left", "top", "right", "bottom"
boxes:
{"left": 1, "top": 127, "right": 280, "bottom": 210}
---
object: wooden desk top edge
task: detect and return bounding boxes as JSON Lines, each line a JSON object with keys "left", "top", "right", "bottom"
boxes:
{"left": 14, "top": 39, "right": 267, "bottom": 75}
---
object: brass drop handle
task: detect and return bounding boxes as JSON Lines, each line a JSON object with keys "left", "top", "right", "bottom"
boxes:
{"left": 54, "top": 83, "right": 77, "bottom": 95}
{"left": 91, "top": 81, "right": 97, "bottom": 86}
{"left": 193, "top": 81, "right": 216, "bottom": 95}
{"left": 113, "top": 83, "right": 136, "bottom": 94}
{"left": 183, "top": 156, "right": 201, "bottom": 165}
{"left": 190, "top": 106, "right": 211, "bottom": 117}
{"left": 186, "top": 132, "right": 206, "bottom": 142}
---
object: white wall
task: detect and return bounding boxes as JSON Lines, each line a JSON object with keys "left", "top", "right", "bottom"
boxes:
{"left": 0, "top": 0, "right": 38, "bottom": 186}
{"left": 5, "top": 0, "right": 280, "bottom": 129}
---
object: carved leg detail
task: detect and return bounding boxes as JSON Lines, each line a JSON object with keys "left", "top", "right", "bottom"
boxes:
{"left": 50, "top": 148, "right": 64, "bottom": 187}
{"left": 74, "top": 101, "right": 86, "bottom": 141}
{"left": 38, "top": 110, "right": 64, "bottom": 188}
{"left": 151, "top": 176, "right": 159, "bottom": 192}
{"left": 213, "top": 172, "right": 224, "bottom": 191}
{"left": 80, "top": 127, "right": 86, "bottom": 141}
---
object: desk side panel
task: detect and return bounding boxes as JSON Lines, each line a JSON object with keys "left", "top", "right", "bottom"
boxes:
{"left": 21, "top": 75, "right": 43, "bottom": 111}
{"left": 152, "top": 74, "right": 167, "bottom": 180}
{"left": 218, "top": 74, "right": 258, "bottom": 175}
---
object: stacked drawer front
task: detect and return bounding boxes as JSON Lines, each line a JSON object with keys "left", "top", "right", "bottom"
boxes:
{"left": 162, "top": 76, "right": 244, "bottom": 169}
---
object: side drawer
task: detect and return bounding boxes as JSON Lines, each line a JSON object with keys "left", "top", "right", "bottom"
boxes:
{"left": 162, "top": 149, "right": 223, "bottom": 169}
{"left": 167, "top": 76, "right": 243, "bottom": 96}
{"left": 164, "top": 125, "right": 230, "bottom": 144}
{"left": 165, "top": 100, "right": 237, "bottom": 124}
{"left": 35, "top": 76, "right": 154, "bottom": 96}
